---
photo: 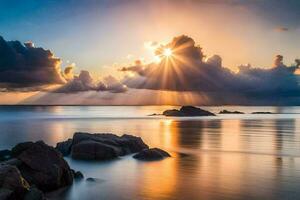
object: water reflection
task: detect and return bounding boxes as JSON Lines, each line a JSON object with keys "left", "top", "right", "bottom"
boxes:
{"left": 1, "top": 106, "right": 300, "bottom": 199}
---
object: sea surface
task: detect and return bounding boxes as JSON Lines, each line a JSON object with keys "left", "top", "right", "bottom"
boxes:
{"left": 1, "top": 106, "right": 300, "bottom": 200}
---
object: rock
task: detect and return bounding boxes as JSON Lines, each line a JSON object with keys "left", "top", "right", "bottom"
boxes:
{"left": 219, "top": 110, "right": 244, "bottom": 114}
{"left": 55, "top": 139, "right": 73, "bottom": 156}
{"left": 15, "top": 141, "right": 73, "bottom": 192}
{"left": 163, "top": 109, "right": 183, "bottom": 116}
{"left": 72, "top": 140, "right": 121, "bottom": 160}
{"left": 148, "top": 113, "right": 161, "bottom": 116}
{"left": 72, "top": 170, "right": 84, "bottom": 180}
{"left": 0, "top": 150, "right": 11, "bottom": 161}
{"left": 0, "top": 164, "right": 30, "bottom": 199}
{"left": 24, "top": 186, "right": 45, "bottom": 200}
{"left": 86, "top": 178, "right": 96, "bottom": 182}
{"left": 1, "top": 158, "right": 22, "bottom": 167}
{"left": 133, "top": 148, "right": 171, "bottom": 161}
{"left": 11, "top": 142, "right": 34, "bottom": 157}
{"left": 252, "top": 112, "right": 273, "bottom": 114}
{"left": 85, "top": 177, "right": 105, "bottom": 183}
{"left": 163, "top": 106, "right": 215, "bottom": 117}
{"left": 69, "top": 132, "right": 149, "bottom": 160}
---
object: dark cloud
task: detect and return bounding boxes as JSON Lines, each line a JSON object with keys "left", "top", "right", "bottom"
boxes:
{"left": 0, "top": 36, "right": 127, "bottom": 94}
{"left": 121, "top": 35, "right": 300, "bottom": 105}
{"left": 0, "top": 36, "right": 66, "bottom": 89}
{"left": 56, "top": 70, "right": 127, "bottom": 93}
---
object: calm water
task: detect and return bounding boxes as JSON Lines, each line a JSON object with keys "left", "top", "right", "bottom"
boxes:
{"left": 1, "top": 106, "right": 300, "bottom": 200}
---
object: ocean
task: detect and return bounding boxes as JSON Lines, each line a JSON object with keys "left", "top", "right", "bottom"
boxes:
{"left": 1, "top": 106, "right": 300, "bottom": 200}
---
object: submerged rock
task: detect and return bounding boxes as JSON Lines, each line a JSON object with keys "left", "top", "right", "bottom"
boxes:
{"left": 163, "top": 106, "right": 215, "bottom": 117}
{"left": 15, "top": 141, "right": 73, "bottom": 192}
{"left": 133, "top": 148, "right": 171, "bottom": 161}
{"left": 219, "top": 110, "right": 244, "bottom": 114}
{"left": 0, "top": 164, "right": 29, "bottom": 200}
{"left": 57, "top": 132, "right": 149, "bottom": 160}
{"left": 85, "top": 177, "right": 105, "bottom": 184}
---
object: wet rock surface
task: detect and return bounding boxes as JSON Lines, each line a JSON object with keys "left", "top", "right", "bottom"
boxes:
{"left": 57, "top": 132, "right": 149, "bottom": 160}
{"left": 16, "top": 141, "right": 73, "bottom": 192}
{"left": 133, "top": 148, "right": 171, "bottom": 161}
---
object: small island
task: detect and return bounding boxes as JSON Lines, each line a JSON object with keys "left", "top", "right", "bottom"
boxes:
{"left": 251, "top": 112, "right": 273, "bottom": 114}
{"left": 219, "top": 110, "right": 244, "bottom": 114}
{"left": 162, "top": 106, "right": 215, "bottom": 117}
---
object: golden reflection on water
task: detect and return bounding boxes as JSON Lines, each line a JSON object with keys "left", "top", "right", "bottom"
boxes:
{"left": 1, "top": 106, "right": 300, "bottom": 199}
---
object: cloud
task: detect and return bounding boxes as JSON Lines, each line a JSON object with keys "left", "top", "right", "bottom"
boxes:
{"left": 0, "top": 36, "right": 127, "bottom": 94}
{"left": 121, "top": 35, "right": 300, "bottom": 105}
{"left": 56, "top": 70, "right": 127, "bottom": 93}
{"left": 0, "top": 36, "right": 66, "bottom": 89}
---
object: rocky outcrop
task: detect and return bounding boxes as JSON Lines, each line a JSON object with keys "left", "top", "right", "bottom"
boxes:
{"left": 219, "top": 110, "right": 244, "bottom": 114}
{"left": 0, "top": 164, "right": 29, "bottom": 200}
{"left": 162, "top": 106, "right": 215, "bottom": 117}
{"left": 56, "top": 132, "right": 149, "bottom": 161}
{"left": 15, "top": 141, "right": 73, "bottom": 192}
{"left": 55, "top": 139, "right": 73, "bottom": 156}
{"left": 72, "top": 170, "right": 84, "bottom": 180}
{"left": 133, "top": 148, "right": 171, "bottom": 161}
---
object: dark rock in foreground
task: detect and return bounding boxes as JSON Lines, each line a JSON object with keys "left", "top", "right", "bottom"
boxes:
{"left": 24, "top": 186, "right": 45, "bottom": 200}
{"left": 133, "top": 148, "right": 171, "bottom": 161}
{"left": 162, "top": 106, "right": 215, "bottom": 117}
{"left": 57, "top": 132, "right": 149, "bottom": 160}
{"left": 0, "top": 164, "right": 30, "bottom": 200}
{"left": 16, "top": 141, "right": 73, "bottom": 192}
{"left": 252, "top": 112, "right": 273, "bottom": 114}
{"left": 219, "top": 110, "right": 244, "bottom": 114}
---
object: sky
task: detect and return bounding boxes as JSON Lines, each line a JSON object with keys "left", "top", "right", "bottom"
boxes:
{"left": 0, "top": 0, "right": 300, "bottom": 105}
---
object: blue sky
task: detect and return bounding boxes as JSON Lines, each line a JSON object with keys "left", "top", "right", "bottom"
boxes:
{"left": 1, "top": 0, "right": 299, "bottom": 77}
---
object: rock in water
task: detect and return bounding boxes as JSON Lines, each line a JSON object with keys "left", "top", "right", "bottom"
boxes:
{"left": 55, "top": 139, "right": 73, "bottom": 156}
{"left": 133, "top": 148, "right": 171, "bottom": 161}
{"left": 69, "top": 132, "right": 149, "bottom": 160}
{"left": 72, "top": 140, "right": 121, "bottom": 160}
{"left": 219, "top": 110, "right": 244, "bottom": 114}
{"left": 15, "top": 141, "right": 73, "bottom": 192}
{"left": 163, "top": 106, "right": 215, "bottom": 117}
{"left": 0, "top": 164, "right": 30, "bottom": 200}
{"left": 11, "top": 142, "right": 34, "bottom": 157}
{"left": 252, "top": 112, "right": 273, "bottom": 114}
{"left": 162, "top": 109, "right": 183, "bottom": 116}
{"left": 73, "top": 171, "right": 84, "bottom": 180}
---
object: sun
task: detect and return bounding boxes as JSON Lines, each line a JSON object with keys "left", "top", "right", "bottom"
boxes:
{"left": 163, "top": 48, "right": 173, "bottom": 57}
